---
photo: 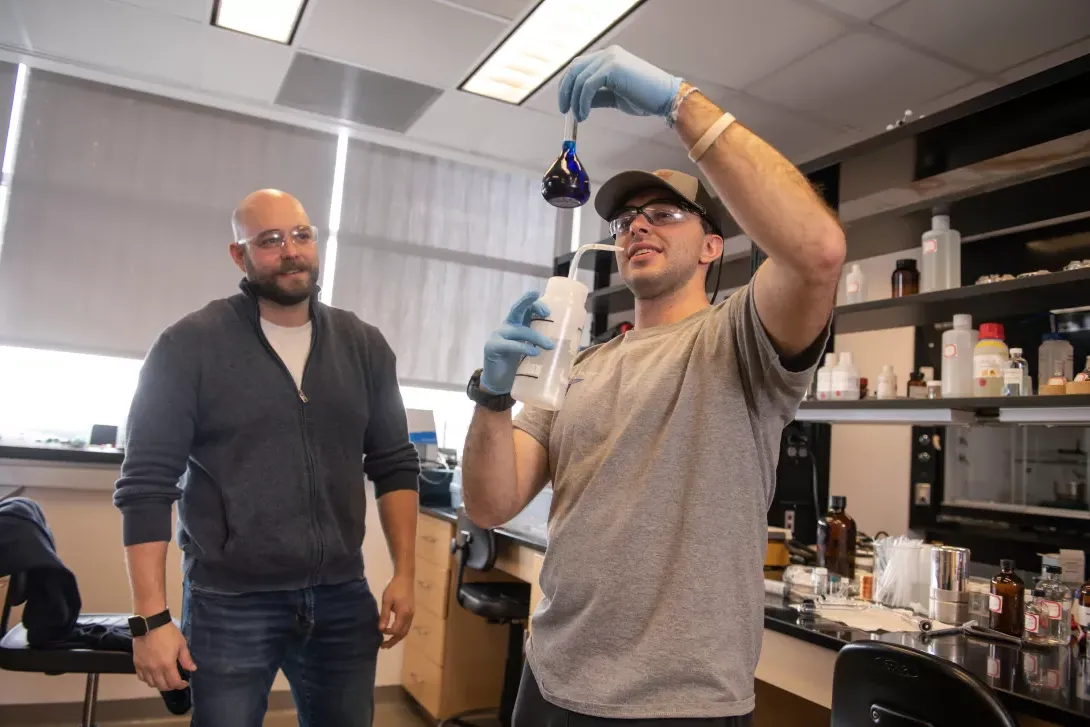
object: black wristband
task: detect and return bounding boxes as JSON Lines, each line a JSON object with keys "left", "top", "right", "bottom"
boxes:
{"left": 128, "top": 608, "right": 171, "bottom": 637}
{"left": 467, "top": 369, "right": 515, "bottom": 412}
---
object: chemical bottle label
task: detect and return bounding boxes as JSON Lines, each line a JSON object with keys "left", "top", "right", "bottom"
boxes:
{"left": 988, "top": 594, "right": 1002, "bottom": 613}
{"left": 1024, "top": 612, "right": 1039, "bottom": 632}
{"left": 847, "top": 282, "right": 859, "bottom": 294}
{"left": 1079, "top": 604, "right": 1090, "bottom": 627}
{"left": 1023, "top": 653, "right": 1038, "bottom": 674}
{"left": 1045, "top": 670, "right": 1060, "bottom": 689}
{"left": 943, "top": 344, "right": 956, "bottom": 358}
{"left": 987, "top": 657, "right": 1000, "bottom": 679}
{"left": 1044, "top": 600, "right": 1062, "bottom": 619}
{"left": 923, "top": 238, "right": 938, "bottom": 254}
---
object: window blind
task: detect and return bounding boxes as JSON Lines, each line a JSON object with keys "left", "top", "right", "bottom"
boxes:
{"left": 0, "top": 71, "right": 337, "bottom": 357}
{"left": 332, "top": 140, "right": 556, "bottom": 388}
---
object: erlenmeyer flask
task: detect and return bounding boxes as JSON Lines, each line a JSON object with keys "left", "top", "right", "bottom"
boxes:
{"left": 541, "top": 113, "right": 590, "bottom": 208}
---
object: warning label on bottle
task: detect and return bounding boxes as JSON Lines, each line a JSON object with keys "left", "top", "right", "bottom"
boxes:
{"left": 1024, "top": 613, "right": 1039, "bottom": 632}
{"left": 987, "top": 657, "right": 1000, "bottom": 678}
{"left": 923, "top": 238, "right": 938, "bottom": 254}
{"left": 988, "top": 594, "right": 1003, "bottom": 613}
{"left": 943, "top": 344, "right": 956, "bottom": 358}
{"left": 1044, "top": 600, "right": 1062, "bottom": 619}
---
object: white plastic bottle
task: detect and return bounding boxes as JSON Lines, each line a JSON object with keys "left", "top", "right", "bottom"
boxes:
{"left": 876, "top": 365, "right": 897, "bottom": 400}
{"left": 941, "top": 314, "right": 977, "bottom": 398}
{"left": 921, "top": 213, "right": 961, "bottom": 293}
{"left": 845, "top": 263, "right": 865, "bottom": 305}
{"left": 831, "top": 352, "right": 860, "bottom": 401}
{"left": 815, "top": 352, "right": 836, "bottom": 401}
{"left": 511, "top": 276, "right": 588, "bottom": 411}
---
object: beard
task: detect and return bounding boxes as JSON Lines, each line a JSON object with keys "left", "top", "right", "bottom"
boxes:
{"left": 243, "top": 256, "right": 318, "bottom": 306}
{"left": 623, "top": 257, "right": 696, "bottom": 301}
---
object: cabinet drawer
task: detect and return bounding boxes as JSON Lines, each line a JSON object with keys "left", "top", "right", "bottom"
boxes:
{"left": 414, "top": 557, "right": 451, "bottom": 619}
{"left": 402, "top": 646, "right": 442, "bottom": 717}
{"left": 417, "top": 515, "right": 454, "bottom": 570}
{"left": 405, "top": 601, "right": 447, "bottom": 666}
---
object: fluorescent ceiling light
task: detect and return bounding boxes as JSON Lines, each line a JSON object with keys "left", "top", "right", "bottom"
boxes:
{"left": 212, "top": 0, "right": 308, "bottom": 44}
{"left": 460, "top": 0, "right": 645, "bottom": 105}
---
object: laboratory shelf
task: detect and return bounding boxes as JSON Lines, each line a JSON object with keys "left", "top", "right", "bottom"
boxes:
{"left": 795, "top": 394, "right": 1090, "bottom": 425}
{"left": 834, "top": 266, "right": 1090, "bottom": 334}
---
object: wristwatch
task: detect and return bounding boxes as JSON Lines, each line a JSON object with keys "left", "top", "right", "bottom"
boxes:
{"left": 467, "top": 369, "right": 515, "bottom": 412}
{"left": 128, "top": 608, "right": 172, "bottom": 637}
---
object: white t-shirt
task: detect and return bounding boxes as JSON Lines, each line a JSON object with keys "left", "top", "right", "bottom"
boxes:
{"left": 261, "top": 318, "right": 313, "bottom": 391}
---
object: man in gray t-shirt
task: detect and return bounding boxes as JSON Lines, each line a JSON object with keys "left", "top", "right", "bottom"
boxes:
{"left": 461, "top": 46, "right": 844, "bottom": 725}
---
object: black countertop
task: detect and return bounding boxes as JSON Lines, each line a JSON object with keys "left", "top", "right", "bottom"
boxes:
{"left": 420, "top": 507, "right": 1089, "bottom": 723}
{"left": 0, "top": 443, "right": 124, "bottom": 465}
{"left": 763, "top": 596, "right": 1090, "bottom": 724}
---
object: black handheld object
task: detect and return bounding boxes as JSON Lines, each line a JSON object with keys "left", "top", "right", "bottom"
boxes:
{"left": 160, "top": 664, "right": 192, "bottom": 715}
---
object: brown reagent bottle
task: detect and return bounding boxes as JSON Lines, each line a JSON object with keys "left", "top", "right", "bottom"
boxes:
{"left": 989, "top": 559, "right": 1025, "bottom": 637}
{"left": 819, "top": 496, "right": 857, "bottom": 580}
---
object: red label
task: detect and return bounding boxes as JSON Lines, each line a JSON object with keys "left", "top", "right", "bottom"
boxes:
{"left": 923, "top": 238, "right": 938, "bottom": 254}
{"left": 987, "top": 657, "right": 1000, "bottom": 678}
{"left": 988, "top": 594, "right": 1002, "bottom": 614}
{"left": 1025, "top": 613, "right": 1039, "bottom": 632}
{"left": 943, "top": 344, "right": 956, "bottom": 358}
{"left": 1046, "top": 670, "right": 1060, "bottom": 689}
{"left": 1044, "top": 600, "right": 1062, "bottom": 619}
{"left": 847, "top": 282, "right": 859, "bottom": 293}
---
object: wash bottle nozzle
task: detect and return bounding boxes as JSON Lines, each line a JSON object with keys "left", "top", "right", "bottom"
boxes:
{"left": 568, "top": 243, "right": 623, "bottom": 279}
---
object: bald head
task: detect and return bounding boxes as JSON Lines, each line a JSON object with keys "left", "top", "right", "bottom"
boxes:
{"left": 231, "top": 189, "right": 310, "bottom": 242}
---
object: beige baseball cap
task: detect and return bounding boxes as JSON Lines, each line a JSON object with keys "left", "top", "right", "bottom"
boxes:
{"left": 594, "top": 168, "right": 731, "bottom": 236}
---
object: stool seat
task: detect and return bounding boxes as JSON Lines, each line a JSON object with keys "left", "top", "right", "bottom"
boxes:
{"left": 0, "top": 614, "right": 135, "bottom": 675}
{"left": 457, "top": 582, "right": 531, "bottom": 623}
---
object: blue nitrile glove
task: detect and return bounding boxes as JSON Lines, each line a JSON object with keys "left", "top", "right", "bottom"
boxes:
{"left": 481, "top": 292, "right": 556, "bottom": 395}
{"left": 558, "top": 46, "right": 683, "bottom": 123}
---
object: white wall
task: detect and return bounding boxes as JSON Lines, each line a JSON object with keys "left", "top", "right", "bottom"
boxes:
{"left": 0, "top": 463, "right": 402, "bottom": 707}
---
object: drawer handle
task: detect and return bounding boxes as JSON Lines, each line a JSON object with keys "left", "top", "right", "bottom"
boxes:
{"left": 421, "top": 534, "right": 437, "bottom": 543}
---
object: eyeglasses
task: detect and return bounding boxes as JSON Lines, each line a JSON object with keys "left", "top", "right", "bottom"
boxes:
{"left": 608, "top": 200, "right": 702, "bottom": 238}
{"left": 238, "top": 225, "right": 319, "bottom": 251}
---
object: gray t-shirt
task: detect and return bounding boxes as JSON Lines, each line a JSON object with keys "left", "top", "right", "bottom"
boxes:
{"left": 514, "top": 284, "right": 823, "bottom": 719}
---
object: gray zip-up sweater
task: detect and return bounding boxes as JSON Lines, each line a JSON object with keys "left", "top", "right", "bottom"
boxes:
{"left": 113, "top": 283, "right": 420, "bottom": 593}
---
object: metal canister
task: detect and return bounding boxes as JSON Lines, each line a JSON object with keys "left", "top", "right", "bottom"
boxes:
{"left": 930, "top": 545, "right": 970, "bottom": 623}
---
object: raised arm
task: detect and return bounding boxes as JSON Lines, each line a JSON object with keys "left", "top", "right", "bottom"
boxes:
{"left": 674, "top": 84, "right": 844, "bottom": 357}
{"left": 559, "top": 46, "right": 845, "bottom": 357}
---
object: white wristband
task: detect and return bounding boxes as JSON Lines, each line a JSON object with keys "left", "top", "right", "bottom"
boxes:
{"left": 687, "top": 112, "right": 736, "bottom": 163}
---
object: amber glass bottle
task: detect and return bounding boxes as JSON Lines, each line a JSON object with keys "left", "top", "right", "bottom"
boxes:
{"left": 819, "top": 496, "right": 857, "bottom": 580}
{"left": 891, "top": 258, "right": 920, "bottom": 298}
{"left": 989, "top": 559, "right": 1025, "bottom": 637}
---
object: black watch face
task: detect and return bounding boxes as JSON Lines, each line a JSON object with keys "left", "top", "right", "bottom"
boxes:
{"left": 128, "top": 616, "right": 148, "bottom": 636}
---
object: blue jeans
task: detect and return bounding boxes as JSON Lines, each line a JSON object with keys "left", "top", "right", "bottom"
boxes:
{"left": 181, "top": 578, "right": 382, "bottom": 727}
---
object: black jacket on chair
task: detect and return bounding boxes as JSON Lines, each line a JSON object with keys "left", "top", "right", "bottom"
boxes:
{"left": 0, "top": 497, "right": 129, "bottom": 651}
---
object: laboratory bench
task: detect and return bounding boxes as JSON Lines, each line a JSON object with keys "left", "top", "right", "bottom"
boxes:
{"left": 415, "top": 506, "right": 1088, "bottom": 726}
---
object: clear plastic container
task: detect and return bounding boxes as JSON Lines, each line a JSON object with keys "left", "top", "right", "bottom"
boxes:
{"left": 1038, "top": 334, "right": 1074, "bottom": 390}
{"left": 921, "top": 214, "right": 961, "bottom": 293}
{"left": 845, "top": 263, "right": 865, "bottom": 304}
{"left": 511, "top": 276, "right": 588, "bottom": 411}
{"left": 876, "top": 365, "right": 897, "bottom": 399}
{"left": 1040, "top": 565, "right": 1072, "bottom": 645}
{"left": 831, "top": 352, "right": 860, "bottom": 401}
{"left": 941, "top": 314, "right": 977, "bottom": 398}
{"left": 816, "top": 352, "right": 837, "bottom": 401}
{"left": 1003, "top": 348, "right": 1030, "bottom": 396}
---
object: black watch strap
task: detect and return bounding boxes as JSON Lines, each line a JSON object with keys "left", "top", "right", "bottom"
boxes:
{"left": 467, "top": 369, "right": 515, "bottom": 412}
{"left": 128, "top": 608, "right": 171, "bottom": 637}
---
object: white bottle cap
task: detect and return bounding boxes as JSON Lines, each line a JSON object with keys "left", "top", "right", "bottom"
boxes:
{"left": 881, "top": 364, "right": 893, "bottom": 375}
{"left": 952, "top": 314, "right": 971, "bottom": 329}
{"left": 932, "top": 214, "right": 950, "bottom": 231}
{"left": 542, "top": 275, "right": 590, "bottom": 313}
{"left": 838, "top": 352, "right": 853, "bottom": 366}
{"left": 824, "top": 352, "right": 837, "bottom": 366}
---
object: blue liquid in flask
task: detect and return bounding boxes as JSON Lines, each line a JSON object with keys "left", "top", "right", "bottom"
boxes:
{"left": 542, "top": 114, "right": 590, "bottom": 208}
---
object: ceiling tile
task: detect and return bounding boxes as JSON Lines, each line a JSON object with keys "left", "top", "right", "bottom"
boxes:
{"left": 110, "top": 0, "right": 211, "bottom": 23}
{"left": 438, "top": 0, "right": 532, "bottom": 20}
{"left": 298, "top": 0, "right": 505, "bottom": 88}
{"left": 407, "top": 90, "right": 561, "bottom": 170}
{"left": 1000, "top": 37, "right": 1090, "bottom": 82}
{"left": 607, "top": 0, "right": 848, "bottom": 89}
{"left": 807, "top": 0, "right": 904, "bottom": 20}
{"left": 747, "top": 32, "right": 975, "bottom": 130}
{"left": 875, "top": 0, "right": 1090, "bottom": 73}
{"left": 7, "top": 0, "right": 292, "bottom": 103}
{"left": 917, "top": 79, "right": 999, "bottom": 117}
{"left": 0, "top": 0, "right": 29, "bottom": 48}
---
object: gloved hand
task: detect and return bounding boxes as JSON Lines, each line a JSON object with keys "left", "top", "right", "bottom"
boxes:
{"left": 481, "top": 292, "right": 555, "bottom": 395}
{"left": 558, "top": 45, "right": 683, "bottom": 123}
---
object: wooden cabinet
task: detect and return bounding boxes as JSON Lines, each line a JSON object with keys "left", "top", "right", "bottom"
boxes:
{"left": 401, "top": 514, "right": 513, "bottom": 721}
